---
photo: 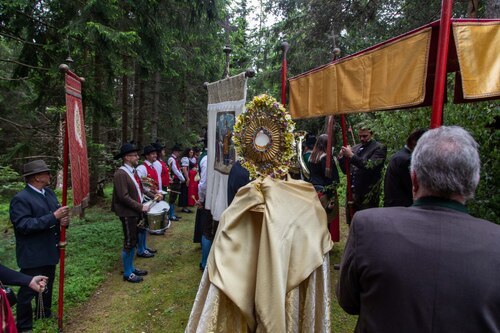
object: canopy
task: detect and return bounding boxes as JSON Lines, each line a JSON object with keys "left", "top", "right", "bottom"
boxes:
{"left": 289, "top": 19, "right": 500, "bottom": 119}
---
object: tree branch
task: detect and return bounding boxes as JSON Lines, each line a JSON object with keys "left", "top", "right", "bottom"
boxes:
{"left": 0, "top": 58, "right": 50, "bottom": 71}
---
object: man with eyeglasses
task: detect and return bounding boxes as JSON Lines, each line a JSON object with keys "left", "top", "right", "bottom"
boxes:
{"left": 10, "top": 160, "right": 70, "bottom": 332}
{"left": 339, "top": 125, "right": 387, "bottom": 223}
{"left": 111, "top": 143, "right": 151, "bottom": 283}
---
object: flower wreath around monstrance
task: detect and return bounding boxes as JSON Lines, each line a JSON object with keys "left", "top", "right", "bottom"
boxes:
{"left": 233, "top": 94, "right": 296, "bottom": 179}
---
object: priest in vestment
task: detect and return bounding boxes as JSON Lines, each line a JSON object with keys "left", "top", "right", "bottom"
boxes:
{"left": 186, "top": 94, "right": 333, "bottom": 333}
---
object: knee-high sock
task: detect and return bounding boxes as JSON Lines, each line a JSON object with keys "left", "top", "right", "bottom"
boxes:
{"left": 201, "top": 235, "right": 213, "bottom": 270}
{"left": 137, "top": 229, "right": 147, "bottom": 254}
{"left": 169, "top": 203, "right": 176, "bottom": 219}
{"left": 129, "top": 248, "right": 136, "bottom": 272}
{"left": 122, "top": 249, "right": 134, "bottom": 277}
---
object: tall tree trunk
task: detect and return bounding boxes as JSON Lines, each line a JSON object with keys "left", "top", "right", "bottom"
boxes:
{"left": 485, "top": 0, "right": 500, "bottom": 17}
{"left": 122, "top": 72, "right": 129, "bottom": 142}
{"left": 89, "top": 54, "right": 103, "bottom": 204}
{"left": 137, "top": 71, "right": 145, "bottom": 148}
{"left": 133, "top": 62, "right": 140, "bottom": 145}
{"left": 151, "top": 70, "right": 160, "bottom": 141}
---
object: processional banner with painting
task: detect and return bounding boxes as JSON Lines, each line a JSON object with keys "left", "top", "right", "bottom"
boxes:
{"left": 205, "top": 72, "right": 247, "bottom": 221}
{"left": 64, "top": 70, "right": 90, "bottom": 214}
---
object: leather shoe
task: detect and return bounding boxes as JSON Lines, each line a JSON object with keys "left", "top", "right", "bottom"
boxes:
{"left": 133, "top": 268, "right": 148, "bottom": 276}
{"left": 146, "top": 247, "right": 157, "bottom": 253}
{"left": 123, "top": 273, "right": 143, "bottom": 283}
{"left": 137, "top": 251, "right": 154, "bottom": 258}
{"left": 171, "top": 216, "right": 181, "bottom": 221}
{"left": 181, "top": 208, "right": 192, "bottom": 213}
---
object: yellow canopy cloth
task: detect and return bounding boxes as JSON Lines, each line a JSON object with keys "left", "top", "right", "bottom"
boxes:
{"left": 289, "top": 27, "right": 431, "bottom": 118}
{"left": 207, "top": 176, "right": 333, "bottom": 332}
{"left": 453, "top": 21, "right": 500, "bottom": 99}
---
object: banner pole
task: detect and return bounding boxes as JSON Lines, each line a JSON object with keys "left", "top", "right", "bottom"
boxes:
{"left": 58, "top": 86, "right": 69, "bottom": 332}
{"left": 430, "top": 0, "right": 453, "bottom": 128}
{"left": 280, "top": 42, "right": 289, "bottom": 106}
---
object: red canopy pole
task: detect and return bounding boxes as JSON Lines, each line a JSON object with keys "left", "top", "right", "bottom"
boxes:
{"left": 430, "top": 0, "right": 454, "bottom": 128}
{"left": 340, "top": 115, "right": 354, "bottom": 222}
{"left": 58, "top": 114, "right": 69, "bottom": 331}
{"left": 281, "top": 42, "right": 289, "bottom": 105}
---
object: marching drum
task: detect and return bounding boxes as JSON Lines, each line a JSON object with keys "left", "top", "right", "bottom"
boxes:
{"left": 145, "top": 201, "right": 171, "bottom": 234}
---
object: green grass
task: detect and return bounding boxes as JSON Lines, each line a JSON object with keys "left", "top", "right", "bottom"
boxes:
{"left": 0, "top": 186, "right": 358, "bottom": 332}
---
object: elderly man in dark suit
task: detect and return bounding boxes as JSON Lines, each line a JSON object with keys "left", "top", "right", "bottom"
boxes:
{"left": 337, "top": 126, "right": 500, "bottom": 333}
{"left": 111, "top": 143, "right": 152, "bottom": 283}
{"left": 10, "top": 160, "right": 70, "bottom": 332}
{"left": 339, "top": 125, "right": 387, "bottom": 223}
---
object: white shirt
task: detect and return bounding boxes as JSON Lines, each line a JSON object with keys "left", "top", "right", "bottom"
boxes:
{"left": 28, "top": 183, "right": 45, "bottom": 196}
{"left": 198, "top": 155, "right": 208, "bottom": 202}
{"left": 167, "top": 155, "right": 185, "bottom": 182}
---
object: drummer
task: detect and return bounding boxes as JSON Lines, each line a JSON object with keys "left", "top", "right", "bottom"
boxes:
{"left": 136, "top": 145, "right": 163, "bottom": 256}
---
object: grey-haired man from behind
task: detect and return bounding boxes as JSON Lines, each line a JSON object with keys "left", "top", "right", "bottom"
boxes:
{"left": 337, "top": 126, "right": 500, "bottom": 333}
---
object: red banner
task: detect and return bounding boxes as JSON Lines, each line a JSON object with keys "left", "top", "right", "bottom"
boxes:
{"left": 65, "top": 71, "right": 90, "bottom": 213}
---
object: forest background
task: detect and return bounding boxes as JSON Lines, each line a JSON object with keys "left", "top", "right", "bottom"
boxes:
{"left": 0, "top": 0, "right": 498, "bottom": 224}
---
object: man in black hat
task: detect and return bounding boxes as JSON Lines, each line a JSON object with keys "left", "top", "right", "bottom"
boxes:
{"left": 135, "top": 145, "right": 161, "bottom": 253}
{"left": 111, "top": 143, "right": 151, "bottom": 283}
{"left": 10, "top": 159, "right": 70, "bottom": 332}
{"left": 167, "top": 145, "right": 185, "bottom": 221}
{"left": 151, "top": 141, "right": 171, "bottom": 195}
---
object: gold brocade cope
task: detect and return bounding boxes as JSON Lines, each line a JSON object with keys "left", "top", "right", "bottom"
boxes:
{"left": 186, "top": 255, "right": 331, "bottom": 333}
{"left": 207, "top": 176, "right": 333, "bottom": 332}
{"left": 289, "top": 28, "right": 432, "bottom": 118}
{"left": 453, "top": 21, "right": 500, "bottom": 99}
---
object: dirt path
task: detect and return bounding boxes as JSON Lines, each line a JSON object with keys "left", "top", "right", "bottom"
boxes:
{"left": 64, "top": 212, "right": 202, "bottom": 333}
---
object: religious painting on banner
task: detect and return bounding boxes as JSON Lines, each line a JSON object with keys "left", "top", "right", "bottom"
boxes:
{"left": 65, "top": 71, "right": 90, "bottom": 214}
{"left": 215, "top": 111, "right": 235, "bottom": 174}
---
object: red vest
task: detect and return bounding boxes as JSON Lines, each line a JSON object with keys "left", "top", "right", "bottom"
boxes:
{"left": 144, "top": 162, "right": 159, "bottom": 183}
{"left": 159, "top": 160, "right": 170, "bottom": 187}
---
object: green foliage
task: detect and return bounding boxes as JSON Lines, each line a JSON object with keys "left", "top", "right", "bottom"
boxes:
{"left": 0, "top": 166, "right": 24, "bottom": 199}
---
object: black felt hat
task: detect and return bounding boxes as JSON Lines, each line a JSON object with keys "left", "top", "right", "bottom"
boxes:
{"left": 171, "top": 144, "right": 182, "bottom": 152}
{"left": 22, "top": 160, "right": 51, "bottom": 177}
{"left": 305, "top": 135, "right": 317, "bottom": 150}
{"left": 142, "top": 145, "right": 157, "bottom": 156}
{"left": 151, "top": 141, "right": 165, "bottom": 152}
{"left": 114, "top": 142, "right": 140, "bottom": 160}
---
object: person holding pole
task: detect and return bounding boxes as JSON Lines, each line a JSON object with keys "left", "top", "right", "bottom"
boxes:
{"left": 9, "top": 160, "right": 70, "bottom": 332}
{"left": 338, "top": 124, "right": 387, "bottom": 223}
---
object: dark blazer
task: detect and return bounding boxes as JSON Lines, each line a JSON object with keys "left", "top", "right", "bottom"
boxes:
{"left": 383, "top": 146, "right": 413, "bottom": 207}
{"left": 337, "top": 200, "right": 500, "bottom": 333}
{"left": 227, "top": 161, "right": 251, "bottom": 206}
{"left": 111, "top": 168, "right": 143, "bottom": 217}
{"left": 9, "top": 186, "right": 61, "bottom": 269}
{"left": 339, "top": 140, "right": 387, "bottom": 208}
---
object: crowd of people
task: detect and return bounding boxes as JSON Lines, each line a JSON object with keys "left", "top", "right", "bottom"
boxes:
{"left": 3, "top": 124, "right": 499, "bottom": 332}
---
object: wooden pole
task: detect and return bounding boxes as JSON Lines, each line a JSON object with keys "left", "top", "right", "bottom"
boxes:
{"left": 340, "top": 115, "right": 354, "bottom": 222}
{"left": 430, "top": 0, "right": 453, "bottom": 128}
